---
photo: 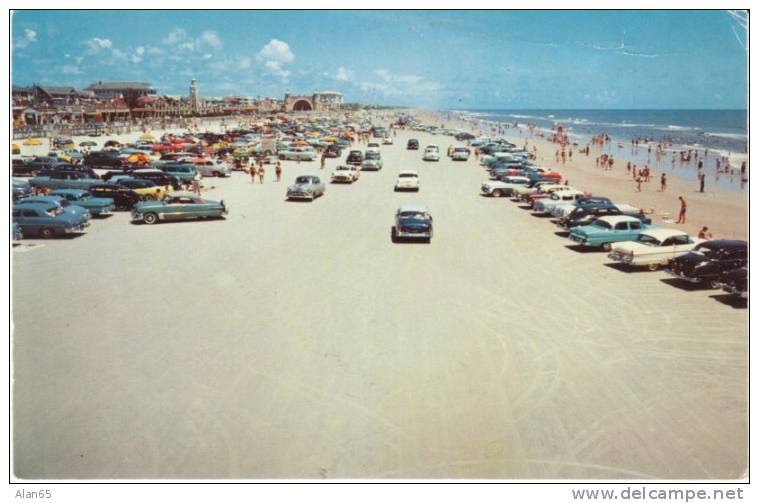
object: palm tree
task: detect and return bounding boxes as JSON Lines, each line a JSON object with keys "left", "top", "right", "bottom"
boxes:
{"left": 123, "top": 89, "right": 142, "bottom": 119}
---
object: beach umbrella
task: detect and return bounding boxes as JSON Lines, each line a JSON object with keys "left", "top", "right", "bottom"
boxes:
{"left": 140, "top": 133, "right": 156, "bottom": 141}
{"left": 105, "top": 140, "right": 121, "bottom": 147}
{"left": 79, "top": 140, "right": 97, "bottom": 147}
{"left": 23, "top": 138, "right": 42, "bottom": 145}
{"left": 127, "top": 153, "right": 149, "bottom": 164}
{"left": 12, "top": 143, "right": 21, "bottom": 154}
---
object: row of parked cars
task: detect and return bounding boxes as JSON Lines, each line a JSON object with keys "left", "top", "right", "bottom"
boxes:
{"left": 477, "top": 154, "right": 748, "bottom": 300}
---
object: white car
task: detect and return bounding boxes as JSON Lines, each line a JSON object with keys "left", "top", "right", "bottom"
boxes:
{"left": 193, "top": 159, "right": 232, "bottom": 177}
{"left": 608, "top": 228, "right": 704, "bottom": 271}
{"left": 382, "top": 136, "right": 393, "bottom": 145}
{"left": 395, "top": 170, "right": 420, "bottom": 191}
{"left": 451, "top": 147, "right": 471, "bottom": 161}
{"left": 533, "top": 189, "right": 588, "bottom": 214}
{"left": 480, "top": 176, "right": 530, "bottom": 197}
{"left": 331, "top": 165, "right": 360, "bottom": 183}
{"left": 366, "top": 143, "right": 381, "bottom": 154}
{"left": 423, "top": 145, "right": 440, "bottom": 162}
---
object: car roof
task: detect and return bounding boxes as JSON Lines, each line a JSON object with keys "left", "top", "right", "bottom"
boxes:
{"left": 50, "top": 188, "right": 87, "bottom": 195}
{"left": 167, "top": 191, "right": 200, "bottom": 199}
{"left": 398, "top": 170, "right": 419, "bottom": 175}
{"left": 13, "top": 202, "right": 58, "bottom": 211}
{"left": 640, "top": 228, "right": 688, "bottom": 240}
{"left": 697, "top": 239, "right": 747, "bottom": 250}
{"left": 597, "top": 215, "right": 641, "bottom": 225}
{"left": 398, "top": 203, "right": 429, "bottom": 213}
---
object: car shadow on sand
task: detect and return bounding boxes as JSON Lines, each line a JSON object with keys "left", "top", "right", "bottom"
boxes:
{"left": 659, "top": 277, "right": 718, "bottom": 292}
{"left": 709, "top": 293, "right": 747, "bottom": 309}
{"left": 131, "top": 216, "right": 226, "bottom": 225}
{"left": 554, "top": 231, "right": 570, "bottom": 238}
{"left": 565, "top": 244, "right": 602, "bottom": 254}
{"left": 603, "top": 263, "right": 653, "bottom": 273}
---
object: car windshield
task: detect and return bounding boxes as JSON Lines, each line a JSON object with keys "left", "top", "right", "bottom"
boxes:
{"left": 399, "top": 173, "right": 417, "bottom": 178}
{"left": 592, "top": 220, "right": 612, "bottom": 230}
{"left": 295, "top": 177, "right": 311, "bottom": 184}
{"left": 636, "top": 234, "right": 662, "bottom": 246}
{"left": 399, "top": 211, "right": 428, "bottom": 219}
{"left": 46, "top": 207, "right": 64, "bottom": 217}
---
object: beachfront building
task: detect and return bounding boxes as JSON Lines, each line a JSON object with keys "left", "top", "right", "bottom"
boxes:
{"left": 189, "top": 78, "right": 203, "bottom": 114}
{"left": 86, "top": 81, "right": 156, "bottom": 100}
{"left": 283, "top": 91, "right": 342, "bottom": 112}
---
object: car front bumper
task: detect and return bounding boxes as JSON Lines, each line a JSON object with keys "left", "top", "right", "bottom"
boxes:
{"left": 608, "top": 252, "right": 634, "bottom": 264}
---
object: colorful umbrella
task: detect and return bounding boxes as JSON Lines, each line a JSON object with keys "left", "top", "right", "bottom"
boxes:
{"left": 23, "top": 138, "right": 42, "bottom": 145}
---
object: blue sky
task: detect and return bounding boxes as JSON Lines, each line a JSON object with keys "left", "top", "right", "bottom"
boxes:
{"left": 12, "top": 10, "right": 748, "bottom": 109}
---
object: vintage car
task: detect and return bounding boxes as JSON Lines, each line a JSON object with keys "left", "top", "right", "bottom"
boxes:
{"left": 49, "top": 189, "right": 115, "bottom": 216}
{"left": 12, "top": 202, "right": 90, "bottom": 238}
{"left": 452, "top": 147, "right": 471, "bottom": 161}
{"left": 192, "top": 159, "right": 232, "bottom": 177}
{"left": 12, "top": 179, "right": 33, "bottom": 201}
{"left": 279, "top": 147, "right": 317, "bottom": 161}
{"left": 87, "top": 183, "right": 142, "bottom": 210}
{"left": 286, "top": 175, "right": 325, "bottom": 201}
{"left": 549, "top": 197, "right": 613, "bottom": 218}
{"left": 13, "top": 158, "right": 47, "bottom": 177}
{"left": 84, "top": 150, "right": 123, "bottom": 168}
{"left": 392, "top": 204, "right": 433, "bottom": 243}
{"left": 16, "top": 195, "right": 91, "bottom": 221}
{"left": 524, "top": 184, "right": 576, "bottom": 206}
{"left": 361, "top": 151, "right": 383, "bottom": 171}
{"left": 331, "top": 165, "right": 360, "bottom": 183}
{"left": 557, "top": 202, "right": 651, "bottom": 228}
{"left": 716, "top": 267, "right": 748, "bottom": 299}
{"left": 608, "top": 228, "right": 703, "bottom": 271}
{"left": 423, "top": 145, "right": 440, "bottom": 161}
{"left": 323, "top": 144, "right": 342, "bottom": 158}
{"left": 533, "top": 189, "right": 588, "bottom": 214}
{"left": 511, "top": 180, "right": 558, "bottom": 199}
{"left": 117, "top": 178, "right": 172, "bottom": 200}
{"left": 382, "top": 136, "right": 393, "bottom": 145}
{"left": 666, "top": 240, "right": 748, "bottom": 288}
{"left": 29, "top": 171, "right": 101, "bottom": 191}
{"left": 407, "top": 139, "right": 420, "bottom": 150}
{"left": 346, "top": 150, "right": 363, "bottom": 165}
{"left": 158, "top": 163, "right": 198, "bottom": 183}
{"left": 569, "top": 216, "right": 653, "bottom": 250}
{"left": 366, "top": 143, "right": 381, "bottom": 153}
{"left": 480, "top": 176, "right": 530, "bottom": 197}
{"left": 131, "top": 169, "right": 182, "bottom": 190}
{"left": 131, "top": 192, "right": 227, "bottom": 225}
{"left": 395, "top": 170, "right": 420, "bottom": 191}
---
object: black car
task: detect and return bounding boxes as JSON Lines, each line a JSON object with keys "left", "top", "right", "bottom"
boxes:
{"left": 12, "top": 158, "right": 49, "bottom": 176}
{"left": 323, "top": 144, "right": 342, "bottom": 158}
{"left": 37, "top": 165, "right": 100, "bottom": 179}
{"left": 407, "top": 139, "right": 420, "bottom": 150}
{"left": 131, "top": 171, "right": 182, "bottom": 190}
{"left": 346, "top": 150, "right": 363, "bottom": 165}
{"left": 84, "top": 150, "right": 123, "bottom": 168}
{"left": 718, "top": 267, "right": 748, "bottom": 299}
{"left": 88, "top": 183, "right": 142, "bottom": 210}
{"left": 666, "top": 240, "right": 748, "bottom": 288}
{"left": 455, "top": 132, "right": 476, "bottom": 141}
{"left": 559, "top": 204, "right": 624, "bottom": 229}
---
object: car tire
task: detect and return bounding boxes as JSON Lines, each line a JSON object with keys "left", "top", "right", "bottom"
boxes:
{"left": 279, "top": 154, "right": 285, "bottom": 160}
{"left": 647, "top": 263, "right": 659, "bottom": 272}
{"left": 213, "top": 171, "right": 221, "bottom": 177}
{"left": 40, "top": 228, "right": 55, "bottom": 239}
{"left": 143, "top": 213, "right": 159, "bottom": 225}
{"left": 492, "top": 189, "right": 503, "bottom": 197}
{"left": 391, "top": 228, "right": 398, "bottom": 243}
{"left": 601, "top": 243, "right": 612, "bottom": 252}
{"left": 424, "top": 237, "right": 431, "bottom": 244}
{"left": 709, "top": 279, "right": 721, "bottom": 289}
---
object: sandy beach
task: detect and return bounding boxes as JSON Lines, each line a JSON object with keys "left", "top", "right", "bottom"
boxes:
{"left": 12, "top": 116, "right": 747, "bottom": 479}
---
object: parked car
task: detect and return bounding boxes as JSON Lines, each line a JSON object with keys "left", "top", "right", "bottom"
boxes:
{"left": 12, "top": 179, "right": 33, "bottom": 201}
{"left": 49, "top": 189, "right": 116, "bottom": 217}
{"left": 192, "top": 159, "right": 232, "bottom": 178}
{"left": 12, "top": 202, "right": 89, "bottom": 238}
{"left": 533, "top": 189, "right": 588, "bottom": 215}
{"left": 407, "top": 139, "right": 420, "bottom": 150}
{"left": 452, "top": 147, "right": 471, "bottom": 161}
{"left": 87, "top": 183, "right": 142, "bottom": 210}
{"left": 524, "top": 185, "right": 577, "bottom": 207}
{"left": 279, "top": 146, "right": 317, "bottom": 161}
{"left": 131, "top": 170, "right": 182, "bottom": 190}
{"left": 423, "top": 145, "right": 440, "bottom": 161}
{"left": 569, "top": 216, "right": 653, "bottom": 251}
{"left": 549, "top": 197, "right": 613, "bottom": 218}
{"left": 286, "top": 175, "right": 325, "bottom": 201}
{"left": 665, "top": 240, "right": 748, "bottom": 288}
{"left": 323, "top": 144, "right": 342, "bottom": 158}
{"left": 395, "top": 170, "right": 420, "bottom": 191}
{"left": 84, "top": 150, "right": 123, "bottom": 168}
{"left": 331, "top": 165, "right": 360, "bottom": 183}
{"left": 361, "top": 151, "right": 383, "bottom": 171}
{"left": 132, "top": 192, "right": 227, "bottom": 225}
{"left": 392, "top": 204, "right": 433, "bottom": 243}
{"left": 12, "top": 158, "right": 47, "bottom": 176}
{"left": 116, "top": 178, "right": 170, "bottom": 200}
{"left": 158, "top": 163, "right": 198, "bottom": 184}
{"left": 346, "top": 150, "right": 363, "bottom": 165}
{"left": 480, "top": 176, "right": 531, "bottom": 197}
{"left": 15, "top": 195, "right": 91, "bottom": 221}
{"left": 366, "top": 143, "right": 381, "bottom": 153}
{"left": 608, "top": 228, "right": 703, "bottom": 271}
{"left": 558, "top": 203, "right": 651, "bottom": 229}
{"left": 716, "top": 267, "right": 748, "bottom": 299}
{"left": 29, "top": 171, "right": 101, "bottom": 191}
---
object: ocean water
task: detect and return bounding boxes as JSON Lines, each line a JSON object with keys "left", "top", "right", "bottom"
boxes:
{"left": 451, "top": 109, "right": 748, "bottom": 154}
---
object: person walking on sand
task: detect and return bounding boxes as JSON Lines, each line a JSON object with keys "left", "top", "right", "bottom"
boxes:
{"left": 320, "top": 155, "right": 326, "bottom": 170}
{"left": 635, "top": 176, "right": 642, "bottom": 192}
{"left": 698, "top": 226, "right": 713, "bottom": 240}
{"left": 660, "top": 173, "right": 667, "bottom": 192}
{"left": 250, "top": 164, "right": 257, "bottom": 184}
{"left": 676, "top": 196, "right": 687, "bottom": 224}
{"left": 699, "top": 172, "right": 705, "bottom": 193}
{"left": 258, "top": 164, "right": 265, "bottom": 184}
{"left": 632, "top": 164, "right": 637, "bottom": 180}
{"left": 275, "top": 161, "right": 282, "bottom": 182}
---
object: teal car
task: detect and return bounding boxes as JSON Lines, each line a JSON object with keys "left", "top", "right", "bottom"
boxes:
{"left": 158, "top": 163, "right": 198, "bottom": 184}
{"left": 131, "top": 192, "right": 227, "bottom": 225}
{"left": 569, "top": 215, "right": 653, "bottom": 251}
{"left": 49, "top": 189, "right": 115, "bottom": 216}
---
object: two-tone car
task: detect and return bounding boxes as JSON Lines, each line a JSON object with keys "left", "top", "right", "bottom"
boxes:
{"left": 16, "top": 195, "right": 91, "bottom": 221}
{"left": 361, "top": 151, "right": 383, "bottom": 171}
{"left": 451, "top": 147, "right": 471, "bottom": 161}
{"left": 391, "top": 204, "right": 433, "bottom": 243}
{"left": 117, "top": 178, "right": 172, "bottom": 200}
{"left": 666, "top": 240, "right": 748, "bottom": 288}
{"left": 395, "top": 171, "right": 420, "bottom": 191}
{"left": 608, "top": 228, "right": 703, "bottom": 271}
{"left": 346, "top": 150, "right": 363, "bottom": 165}
{"left": 331, "top": 165, "right": 360, "bottom": 183}
{"left": 569, "top": 216, "right": 653, "bottom": 251}
{"left": 49, "top": 189, "right": 115, "bottom": 217}
{"left": 12, "top": 202, "right": 90, "bottom": 238}
{"left": 286, "top": 175, "right": 325, "bottom": 201}
{"left": 131, "top": 192, "right": 227, "bottom": 224}
{"left": 533, "top": 189, "right": 588, "bottom": 215}
{"left": 193, "top": 159, "right": 232, "bottom": 178}
{"left": 480, "top": 176, "right": 530, "bottom": 197}
{"left": 423, "top": 145, "right": 440, "bottom": 161}
{"left": 12, "top": 179, "right": 33, "bottom": 201}
{"left": 279, "top": 146, "right": 317, "bottom": 161}
{"left": 88, "top": 183, "right": 142, "bottom": 210}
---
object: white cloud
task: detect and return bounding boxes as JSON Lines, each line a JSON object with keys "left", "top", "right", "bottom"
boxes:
{"left": 164, "top": 28, "right": 187, "bottom": 45}
{"left": 202, "top": 53, "right": 213, "bottom": 60}
{"left": 256, "top": 39, "right": 294, "bottom": 80}
{"left": 239, "top": 56, "right": 252, "bottom": 70}
{"left": 199, "top": 31, "right": 222, "bottom": 50}
{"left": 87, "top": 37, "right": 112, "bottom": 51}
{"left": 359, "top": 68, "right": 441, "bottom": 97}
{"left": 335, "top": 67, "right": 354, "bottom": 81}
{"left": 61, "top": 65, "right": 81, "bottom": 75}
{"left": 111, "top": 48, "right": 127, "bottom": 60}
{"left": 131, "top": 47, "right": 145, "bottom": 64}
{"left": 257, "top": 38, "right": 294, "bottom": 64}
{"left": 15, "top": 28, "right": 37, "bottom": 48}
